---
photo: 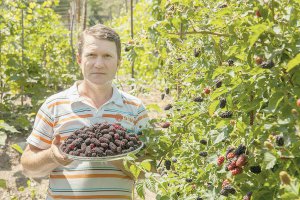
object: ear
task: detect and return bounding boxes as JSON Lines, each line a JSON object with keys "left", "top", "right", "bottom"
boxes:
{"left": 76, "top": 54, "right": 81, "bottom": 65}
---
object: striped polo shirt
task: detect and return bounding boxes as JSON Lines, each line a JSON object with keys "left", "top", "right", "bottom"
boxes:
{"left": 26, "top": 81, "right": 149, "bottom": 200}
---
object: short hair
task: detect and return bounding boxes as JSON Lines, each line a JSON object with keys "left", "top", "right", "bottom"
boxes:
{"left": 77, "top": 24, "right": 121, "bottom": 60}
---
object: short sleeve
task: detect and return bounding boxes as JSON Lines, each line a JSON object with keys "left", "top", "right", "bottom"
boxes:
{"left": 134, "top": 102, "right": 150, "bottom": 134}
{"left": 26, "top": 101, "right": 54, "bottom": 149}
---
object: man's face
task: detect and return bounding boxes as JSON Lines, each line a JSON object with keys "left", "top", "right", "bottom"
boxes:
{"left": 77, "top": 35, "right": 119, "bottom": 86}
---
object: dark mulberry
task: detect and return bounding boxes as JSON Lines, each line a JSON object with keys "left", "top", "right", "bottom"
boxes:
{"left": 103, "top": 134, "right": 112, "bottom": 140}
{"left": 219, "top": 98, "right": 226, "bottom": 108}
{"left": 165, "top": 88, "right": 170, "bottom": 95}
{"left": 276, "top": 135, "right": 284, "bottom": 146}
{"left": 100, "top": 143, "right": 109, "bottom": 149}
{"left": 199, "top": 152, "right": 208, "bottom": 157}
{"left": 200, "top": 139, "right": 207, "bottom": 145}
{"left": 105, "top": 150, "right": 114, "bottom": 156}
{"left": 234, "top": 144, "right": 246, "bottom": 156}
{"left": 215, "top": 79, "right": 222, "bottom": 88}
{"left": 99, "top": 137, "right": 110, "bottom": 144}
{"left": 193, "top": 97, "right": 203, "bottom": 102}
{"left": 227, "top": 59, "right": 234, "bottom": 66}
{"left": 164, "top": 104, "right": 173, "bottom": 110}
{"left": 85, "top": 138, "right": 91, "bottom": 145}
{"left": 261, "top": 60, "right": 274, "bottom": 69}
{"left": 186, "top": 178, "right": 193, "bottom": 183}
{"left": 250, "top": 165, "right": 261, "bottom": 174}
{"left": 109, "top": 142, "right": 117, "bottom": 152}
{"left": 165, "top": 160, "right": 171, "bottom": 170}
{"left": 194, "top": 48, "right": 200, "bottom": 57}
{"left": 219, "top": 111, "right": 233, "bottom": 118}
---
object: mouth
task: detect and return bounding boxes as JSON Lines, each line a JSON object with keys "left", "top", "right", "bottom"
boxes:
{"left": 91, "top": 73, "right": 105, "bottom": 74}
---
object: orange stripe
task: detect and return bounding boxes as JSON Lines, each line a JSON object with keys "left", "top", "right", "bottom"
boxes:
{"left": 60, "top": 135, "right": 69, "bottom": 141}
{"left": 48, "top": 100, "right": 71, "bottom": 109}
{"left": 123, "top": 100, "right": 140, "bottom": 107}
{"left": 102, "top": 114, "right": 123, "bottom": 121}
{"left": 134, "top": 113, "right": 149, "bottom": 125}
{"left": 54, "top": 114, "right": 93, "bottom": 126}
{"left": 37, "top": 113, "right": 54, "bottom": 127}
{"left": 32, "top": 133, "right": 52, "bottom": 144}
{"left": 50, "top": 173, "right": 131, "bottom": 179}
{"left": 48, "top": 193, "right": 131, "bottom": 199}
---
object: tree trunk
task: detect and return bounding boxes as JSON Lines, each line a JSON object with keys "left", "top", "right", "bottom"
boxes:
{"left": 82, "top": 0, "right": 87, "bottom": 30}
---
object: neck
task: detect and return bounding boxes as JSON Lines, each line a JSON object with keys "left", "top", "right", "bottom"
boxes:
{"left": 78, "top": 80, "right": 113, "bottom": 103}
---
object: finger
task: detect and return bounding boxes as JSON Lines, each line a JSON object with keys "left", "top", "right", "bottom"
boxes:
{"left": 52, "top": 134, "right": 61, "bottom": 145}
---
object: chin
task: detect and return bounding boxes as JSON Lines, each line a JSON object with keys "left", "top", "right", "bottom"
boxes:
{"left": 86, "top": 78, "right": 112, "bottom": 86}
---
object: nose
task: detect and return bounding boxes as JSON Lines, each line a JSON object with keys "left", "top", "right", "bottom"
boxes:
{"left": 94, "top": 57, "right": 104, "bottom": 68}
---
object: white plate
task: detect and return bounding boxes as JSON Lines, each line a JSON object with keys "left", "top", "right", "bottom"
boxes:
{"left": 59, "top": 142, "right": 144, "bottom": 162}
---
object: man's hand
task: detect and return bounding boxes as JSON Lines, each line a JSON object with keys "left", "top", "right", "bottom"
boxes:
{"left": 21, "top": 135, "right": 73, "bottom": 178}
{"left": 50, "top": 134, "right": 73, "bottom": 166}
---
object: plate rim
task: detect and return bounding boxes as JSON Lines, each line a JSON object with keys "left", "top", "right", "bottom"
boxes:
{"left": 59, "top": 142, "right": 144, "bottom": 162}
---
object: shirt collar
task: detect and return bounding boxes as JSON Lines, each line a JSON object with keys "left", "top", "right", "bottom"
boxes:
{"left": 66, "top": 81, "right": 124, "bottom": 107}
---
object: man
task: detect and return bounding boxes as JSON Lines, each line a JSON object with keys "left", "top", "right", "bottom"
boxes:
{"left": 21, "top": 24, "right": 150, "bottom": 200}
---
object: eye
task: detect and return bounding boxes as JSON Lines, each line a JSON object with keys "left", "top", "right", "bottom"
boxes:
{"left": 86, "top": 53, "right": 96, "bottom": 57}
{"left": 104, "top": 54, "right": 112, "bottom": 58}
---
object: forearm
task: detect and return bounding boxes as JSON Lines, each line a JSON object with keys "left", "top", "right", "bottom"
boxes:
{"left": 21, "top": 148, "right": 60, "bottom": 178}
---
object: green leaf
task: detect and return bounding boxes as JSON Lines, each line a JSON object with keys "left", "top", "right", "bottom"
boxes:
{"left": 215, "top": 120, "right": 227, "bottom": 129}
{"left": 0, "top": 131, "right": 7, "bottom": 146}
{"left": 249, "top": 23, "right": 269, "bottom": 48}
{"left": 156, "top": 195, "right": 170, "bottom": 200}
{"left": 0, "top": 120, "right": 19, "bottom": 133}
{"left": 214, "top": 132, "right": 225, "bottom": 144}
{"left": 264, "top": 152, "right": 277, "bottom": 169}
{"left": 236, "top": 121, "right": 247, "bottom": 133}
{"left": 130, "top": 164, "right": 141, "bottom": 179}
{"left": 141, "top": 160, "right": 152, "bottom": 171}
{"left": 210, "top": 88, "right": 228, "bottom": 100}
{"left": 208, "top": 100, "right": 219, "bottom": 116}
{"left": 127, "top": 153, "right": 138, "bottom": 161}
{"left": 267, "top": 92, "right": 284, "bottom": 112}
{"left": 146, "top": 177, "right": 156, "bottom": 192}
{"left": 146, "top": 104, "right": 162, "bottom": 112}
{"left": 0, "top": 179, "right": 7, "bottom": 189}
{"left": 136, "top": 182, "right": 145, "bottom": 199}
{"left": 11, "top": 143, "right": 26, "bottom": 154}
{"left": 286, "top": 53, "right": 300, "bottom": 72}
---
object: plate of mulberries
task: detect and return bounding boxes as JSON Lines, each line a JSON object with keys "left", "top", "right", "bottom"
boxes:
{"left": 59, "top": 122, "right": 144, "bottom": 161}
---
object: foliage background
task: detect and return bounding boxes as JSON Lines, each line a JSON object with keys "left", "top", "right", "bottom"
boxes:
{"left": 1, "top": 0, "right": 300, "bottom": 199}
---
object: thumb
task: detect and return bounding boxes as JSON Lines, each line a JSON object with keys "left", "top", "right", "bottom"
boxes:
{"left": 52, "top": 134, "right": 61, "bottom": 145}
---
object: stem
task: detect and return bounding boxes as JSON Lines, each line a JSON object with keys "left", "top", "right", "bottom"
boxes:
{"left": 130, "top": 0, "right": 134, "bottom": 80}
{"left": 250, "top": 93, "right": 254, "bottom": 126}
{"left": 271, "top": 0, "right": 275, "bottom": 22}
{"left": 21, "top": 6, "right": 24, "bottom": 106}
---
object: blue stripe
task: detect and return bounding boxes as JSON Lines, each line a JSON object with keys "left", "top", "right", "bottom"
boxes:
{"left": 104, "top": 108, "right": 135, "bottom": 116}
{"left": 49, "top": 187, "right": 131, "bottom": 192}
{"left": 59, "top": 127, "right": 81, "bottom": 134}
{"left": 55, "top": 108, "right": 92, "bottom": 118}
{"left": 40, "top": 108, "right": 54, "bottom": 121}
{"left": 137, "top": 106, "right": 145, "bottom": 112}
{"left": 33, "top": 127, "right": 52, "bottom": 139}
{"left": 53, "top": 167, "right": 120, "bottom": 172}
{"left": 137, "top": 109, "right": 145, "bottom": 115}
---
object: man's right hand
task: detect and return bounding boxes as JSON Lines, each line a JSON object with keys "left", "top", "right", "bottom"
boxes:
{"left": 50, "top": 134, "right": 73, "bottom": 166}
